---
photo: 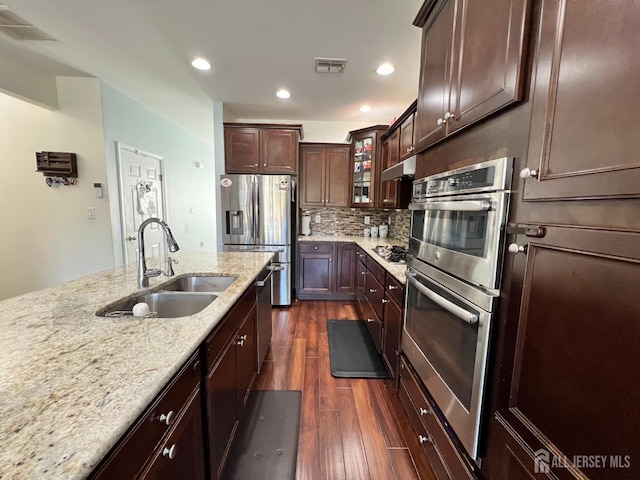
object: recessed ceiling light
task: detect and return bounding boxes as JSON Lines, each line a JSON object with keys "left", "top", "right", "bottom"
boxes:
{"left": 360, "top": 105, "right": 372, "bottom": 113}
{"left": 376, "top": 63, "right": 395, "bottom": 76}
{"left": 276, "top": 89, "right": 291, "bottom": 99}
{"left": 191, "top": 58, "right": 211, "bottom": 71}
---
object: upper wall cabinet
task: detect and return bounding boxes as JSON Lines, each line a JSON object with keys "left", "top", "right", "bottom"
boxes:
{"left": 224, "top": 123, "right": 303, "bottom": 174}
{"left": 522, "top": 0, "right": 640, "bottom": 201}
{"left": 413, "top": 0, "right": 531, "bottom": 153}
{"left": 299, "top": 143, "right": 351, "bottom": 208}
{"left": 348, "top": 125, "right": 388, "bottom": 208}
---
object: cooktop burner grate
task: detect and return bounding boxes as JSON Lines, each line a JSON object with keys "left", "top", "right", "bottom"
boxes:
{"left": 373, "top": 245, "right": 408, "bottom": 263}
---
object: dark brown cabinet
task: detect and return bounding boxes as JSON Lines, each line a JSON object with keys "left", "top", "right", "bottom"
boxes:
{"left": 297, "top": 242, "right": 356, "bottom": 300}
{"left": 90, "top": 352, "right": 205, "bottom": 480}
{"left": 413, "top": 0, "right": 530, "bottom": 153}
{"left": 399, "top": 112, "right": 416, "bottom": 160}
{"left": 348, "top": 125, "right": 388, "bottom": 208}
{"left": 224, "top": 123, "right": 302, "bottom": 174}
{"left": 522, "top": 0, "right": 640, "bottom": 201}
{"left": 399, "top": 357, "right": 475, "bottom": 480}
{"left": 489, "top": 226, "right": 640, "bottom": 479}
{"left": 382, "top": 275, "right": 404, "bottom": 380}
{"left": 300, "top": 143, "right": 351, "bottom": 207}
{"left": 204, "top": 285, "right": 257, "bottom": 479}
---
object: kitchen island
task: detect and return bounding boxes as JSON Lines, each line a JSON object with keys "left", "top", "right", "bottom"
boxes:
{"left": 0, "top": 251, "right": 273, "bottom": 479}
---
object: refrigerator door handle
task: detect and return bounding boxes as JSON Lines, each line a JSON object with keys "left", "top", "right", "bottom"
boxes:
{"left": 253, "top": 178, "right": 260, "bottom": 242}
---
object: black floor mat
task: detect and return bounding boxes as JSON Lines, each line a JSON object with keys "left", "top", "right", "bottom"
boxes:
{"left": 327, "top": 319, "right": 389, "bottom": 378}
{"left": 222, "top": 390, "right": 301, "bottom": 480}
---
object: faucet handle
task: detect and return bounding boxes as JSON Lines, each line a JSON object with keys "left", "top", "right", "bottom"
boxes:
{"left": 145, "top": 268, "right": 162, "bottom": 278}
{"left": 164, "top": 257, "right": 178, "bottom": 276}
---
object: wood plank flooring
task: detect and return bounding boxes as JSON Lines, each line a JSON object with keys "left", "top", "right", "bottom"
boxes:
{"left": 253, "top": 300, "right": 436, "bottom": 480}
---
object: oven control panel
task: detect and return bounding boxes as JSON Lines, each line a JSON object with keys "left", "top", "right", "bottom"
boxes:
{"left": 412, "top": 157, "right": 513, "bottom": 199}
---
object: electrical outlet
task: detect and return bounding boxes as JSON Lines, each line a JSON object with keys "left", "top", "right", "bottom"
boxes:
{"left": 388, "top": 216, "right": 392, "bottom": 225}
{"left": 86, "top": 207, "right": 95, "bottom": 219}
{"left": 315, "top": 214, "right": 321, "bottom": 223}
{"left": 364, "top": 216, "right": 370, "bottom": 225}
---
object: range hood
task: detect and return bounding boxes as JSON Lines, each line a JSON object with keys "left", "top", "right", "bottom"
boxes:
{"left": 381, "top": 155, "right": 416, "bottom": 182}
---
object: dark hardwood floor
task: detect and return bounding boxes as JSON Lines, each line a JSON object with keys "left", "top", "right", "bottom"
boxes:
{"left": 253, "top": 300, "right": 436, "bottom": 480}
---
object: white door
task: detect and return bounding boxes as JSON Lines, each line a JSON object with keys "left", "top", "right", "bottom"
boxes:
{"left": 117, "top": 143, "right": 166, "bottom": 267}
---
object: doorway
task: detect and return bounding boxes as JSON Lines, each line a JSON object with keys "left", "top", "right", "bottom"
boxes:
{"left": 116, "top": 143, "right": 167, "bottom": 267}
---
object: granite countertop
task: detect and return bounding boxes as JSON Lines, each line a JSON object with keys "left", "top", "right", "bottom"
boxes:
{"left": 298, "top": 234, "right": 408, "bottom": 283}
{"left": 0, "top": 251, "right": 273, "bottom": 480}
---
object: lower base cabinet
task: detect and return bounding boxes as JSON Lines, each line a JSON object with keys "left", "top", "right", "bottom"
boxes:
{"left": 398, "top": 356, "right": 475, "bottom": 480}
{"left": 89, "top": 352, "right": 205, "bottom": 480}
{"left": 298, "top": 242, "right": 356, "bottom": 300}
{"left": 204, "top": 285, "right": 258, "bottom": 479}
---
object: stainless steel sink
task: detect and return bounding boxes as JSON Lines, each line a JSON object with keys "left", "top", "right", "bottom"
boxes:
{"left": 159, "top": 275, "right": 237, "bottom": 293}
{"left": 97, "top": 292, "right": 217, "bottom": 318}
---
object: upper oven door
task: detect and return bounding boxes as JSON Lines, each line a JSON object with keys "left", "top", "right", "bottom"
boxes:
{"left": 409, "top": 191, "right": 509, "bottom": 290}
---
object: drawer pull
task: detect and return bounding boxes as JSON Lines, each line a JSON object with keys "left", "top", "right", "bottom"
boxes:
{"left": 369, "top": 288, "right": 377, "bottom": 293}
{"left": 419, "top": 434, "right": 429, "bottom": 444}
{"left": 162, "top": 444, "right": 177, "bottom": 459}
{"left": 381, "top": 299, "right": 388, "bottom": 304}
{"left": 419, "top": 407, "right": 429, "bottom": 416}
{"left": 366, "top": 318, "right": 375, "bottom": 323}
{"left": 159, "top": 411, "right": 175, "bottom": 426}
{"left": 388, "top": 285, "right": 398, "bottom": 290}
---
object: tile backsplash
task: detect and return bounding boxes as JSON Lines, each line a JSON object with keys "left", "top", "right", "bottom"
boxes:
{"left": 300, "top": 207, "right": 411, "bottom": 244}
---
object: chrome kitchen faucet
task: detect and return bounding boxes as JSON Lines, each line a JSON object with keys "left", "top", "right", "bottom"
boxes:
{"left": 137, "top": 217, "right": 180, "bottom": 288}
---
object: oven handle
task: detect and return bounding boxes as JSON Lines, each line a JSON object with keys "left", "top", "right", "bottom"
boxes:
{"left": 405, "top": 270, "right": 479, "bottom": 325}
{"left": 409, "top": 200, "right": 491, "bottom": 212}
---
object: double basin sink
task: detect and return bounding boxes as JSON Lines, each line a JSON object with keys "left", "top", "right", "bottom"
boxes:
{"left": 97, "top": 275, "right": 238, "bottom": 319}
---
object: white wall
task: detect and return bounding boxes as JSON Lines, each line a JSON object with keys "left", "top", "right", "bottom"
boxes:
{"left": 0, "top": 77, "right": 114, "bottom": 300}
{"left": 234, "top": 118, "right": 376, "bottom": 143}
{"left": 100, "top": 82, "right": 217, "bottom": 265}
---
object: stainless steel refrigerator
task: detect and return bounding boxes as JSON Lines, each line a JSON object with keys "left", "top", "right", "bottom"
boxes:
{"left": 220, "top": 174, "right": 294, "bottom": 306}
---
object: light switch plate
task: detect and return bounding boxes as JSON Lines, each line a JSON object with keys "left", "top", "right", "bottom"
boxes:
{"left": 364, "top": 216, "right": 370, "bottom": 224}
{"left": 315, "top": 214, "right": 321, "bottom": 223}
{"left": 86, "top": 207, "right": 95, "bottom": 219}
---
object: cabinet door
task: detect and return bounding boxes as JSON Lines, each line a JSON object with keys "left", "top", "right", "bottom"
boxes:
{"left": 224, "top": 127, "right": 260, "bottom": 173}
{"left": 523, "top": 0, "right": 640, "bottom": 200}
{"left": 298, "top": 243, "right": 334, "bottom": 296}
{"left": 356, "top": 253, "right": 367, "bottom": 316}
{"left": 300, "top": 147, "right": 326, "bottom": 206}
{"left": 382, "top": 292, "right": 403, "bottom": 380}
{"left": 492, "top": 226, "right": 640, "bottom": 478}
{"left": 207, "top": 341, "right": 239, "bottom": 479}
{"left": 414, "top": 0, "right": 455, "bottom": 152}
{"left": 237, "top": 305, "right": 257, "bottom": 410}
{"left": 325, "top": 146, "right": 351, "bottom": 207}
{"left": 448, "top": 0, "right": 529, "bottom": 133}
{"left": 351, "top": 132, "right": 378, "bottom": 207}
{"left": 381, "top": 133, "right": 400, "bottom": 208}
{"left": 399, "top": 113, "right": 415, "bottom": 160}
{"left": 261, "top": 129, "right": 298, "bottom": 174}
{"left": 335, "top": 243, "right": 356, "bottom": 296}
{"left": 141, "top": 390, "right": 205, "bottom": 480}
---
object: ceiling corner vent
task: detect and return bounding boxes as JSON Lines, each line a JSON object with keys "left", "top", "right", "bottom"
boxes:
{"left": 0, "top": 6, "right": 57, "bottom": 41}
{"left": 314, "top": 57, "right": 347, "bottom": 74}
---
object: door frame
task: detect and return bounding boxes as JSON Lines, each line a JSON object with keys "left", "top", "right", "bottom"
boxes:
{"left": 115, "top": 142, "right": 168, "bottom": 265}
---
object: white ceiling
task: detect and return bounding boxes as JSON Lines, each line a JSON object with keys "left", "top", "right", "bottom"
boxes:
{"left": 1, "top": 0, "right": 424, "bottom": 141}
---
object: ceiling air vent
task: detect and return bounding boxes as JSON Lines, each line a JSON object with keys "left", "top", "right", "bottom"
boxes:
{"left": 314, "top": 57, "right": 347, "bottom": 74}
{"left": 0, "top": 6, "right": 57, "bottom": 41}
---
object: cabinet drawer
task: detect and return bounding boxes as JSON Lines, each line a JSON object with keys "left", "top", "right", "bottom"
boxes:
{"left": 365, "top": 271, "right": 385, "bottom": 320}
{"left": 356, "top": 247, "right": 368, "bottom": 265}
{"left": 91, "top": 352, "right": 202, "bottom": 479}
{"left": 386, "top": 275, "right": 404, "bottom": 306}
{"left": 298, "top": 242, "right": 333, "bottom": 254}
{"left": 366, "top": 257, "right": 386, "bottom": 285}
{"left": 205, "top": 285, "right": 255, "bottom": 371}
{"left": 399, "top": 357, "right": 475, "bottom": 480}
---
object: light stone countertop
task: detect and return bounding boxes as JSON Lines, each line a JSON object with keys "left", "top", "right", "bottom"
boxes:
{"left": 298, "top": 234, "right": 408, "bottom": 284}
{"left": 0, "top": 251, "right": 273, "bottom": 480}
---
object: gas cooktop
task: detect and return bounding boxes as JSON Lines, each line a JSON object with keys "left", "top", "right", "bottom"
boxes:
{"left": 372, "top": 245, "right": 408, "bottom": 263}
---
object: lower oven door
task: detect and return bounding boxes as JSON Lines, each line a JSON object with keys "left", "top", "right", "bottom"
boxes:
{"left": 402, "top": 260, "right": 496, "bottom": 460}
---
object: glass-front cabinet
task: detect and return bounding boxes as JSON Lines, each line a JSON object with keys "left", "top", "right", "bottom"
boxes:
{"left": 348, "top": 125, "right": 387, "bottom": 208}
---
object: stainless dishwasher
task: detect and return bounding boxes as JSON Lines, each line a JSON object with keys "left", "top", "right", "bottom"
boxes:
{"left": 255, "top": 264, "right": 276, "bottom": 372}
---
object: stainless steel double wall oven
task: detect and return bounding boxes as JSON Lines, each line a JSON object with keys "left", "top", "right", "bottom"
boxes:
{"left": 403, "top": 158, "right": 513, "bottom": 461}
